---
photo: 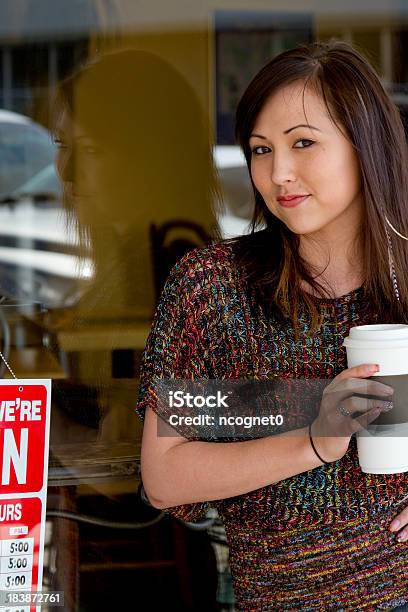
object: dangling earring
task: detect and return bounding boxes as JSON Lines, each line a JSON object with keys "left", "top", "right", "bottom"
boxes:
{"left": 384, "top": 215, "right": 408, "bottom": 303}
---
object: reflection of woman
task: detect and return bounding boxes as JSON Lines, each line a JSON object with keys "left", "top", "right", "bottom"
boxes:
{"left": 47, "top": 51, "right": 220, "bottom": 608}
{"left": 53, "top": 49, "right": 218, "bottom": 321}
{"left": 49, "top": 49, "right": 219, "bottom": 442}
{"left": 137, "top": 41, "right": 408, "bottom": 610}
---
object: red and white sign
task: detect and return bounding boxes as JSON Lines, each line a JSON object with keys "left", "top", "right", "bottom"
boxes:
{"left": 0, "top": 380, "right": 51, "bottom": 612}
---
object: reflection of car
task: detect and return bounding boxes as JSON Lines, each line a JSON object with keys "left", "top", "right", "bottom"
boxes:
{"left": 0, "top": 110, "right": 89, "bottom": 308}
{"left": 214, "top": 145, "right": 255, "bottom": 238}
{"left": 0, "top": 144, "right": 251, "bottom": 308}
{"left": 11, "top": 163, "right": 61, "bottom": 202}
{"left": 0, "top": 139, "right": 253, "bottom": 309}
{"left": 0, "top": 200, "right": 91, "bottom": 308}
{"left": 0, "top": 110, "right": 56, "bottom": 200}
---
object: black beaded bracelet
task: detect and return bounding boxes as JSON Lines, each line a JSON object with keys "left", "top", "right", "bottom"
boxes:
{"left": 308, "top": 422, "right": 330, "bottom": 465}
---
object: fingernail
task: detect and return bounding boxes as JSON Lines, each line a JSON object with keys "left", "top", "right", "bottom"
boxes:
{"left": 382, "top": 401, "right": 393, "bottom": 411}
{"left": 390, "top": 520, "right": 400, "bottom": 531}
{"left": 397, "top": 534, "right": 406, "bottom": 542}
{"left": 369, "top": 365, "right": 380, "bottom": 372}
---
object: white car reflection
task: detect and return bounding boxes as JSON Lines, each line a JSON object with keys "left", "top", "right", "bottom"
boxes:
{"left": 0, "top": 199, "right": 92, "bottom": 307}
{"left": 11, "top": 163, "right": 61, "bottom": 202}
{"left": 0, "top": 110, "right": 92, "bottom": 308}
{"left": 214, "top": 145, "right": 254, "bottom": 238}
{"left": 0, "top": 109, "right": 56, "bottom": 198}
{"left": 0, "top": 137, "right": 253, "bottom": 308}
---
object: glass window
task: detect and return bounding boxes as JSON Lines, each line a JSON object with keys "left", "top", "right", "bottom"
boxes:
{"left": 0, "top": 2, "right": 406, "bottom": 611}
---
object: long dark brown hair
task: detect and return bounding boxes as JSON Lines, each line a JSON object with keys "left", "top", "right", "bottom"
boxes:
{"left": 224, "top": 39, "right": 408, "bottom": 337}
{"left": 51, "top": 49, "right": 221, "bottom": 315}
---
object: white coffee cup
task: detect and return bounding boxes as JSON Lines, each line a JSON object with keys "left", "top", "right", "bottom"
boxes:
{"left": 343, "top": 324, "right": 408, "bottom": 474}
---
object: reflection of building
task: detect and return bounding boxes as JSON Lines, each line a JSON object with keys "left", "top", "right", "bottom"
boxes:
{"left": 215, "top": 7, "right": 408, "bottom": 143}
{"left": 0, "top": 0, "right": 109, "bottom": 115}
{"left": 2, "top": 2, "right": 408, "bottom": 133}
{"left": 215, "top": 11, "right": 314, "bottom": 143}
{"left": 0, "top": 39, "right": 89, "bottom": 116}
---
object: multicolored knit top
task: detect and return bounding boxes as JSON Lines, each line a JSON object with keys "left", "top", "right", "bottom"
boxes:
{"left": 135, "top": 235, "right": 408, "bottom": 611}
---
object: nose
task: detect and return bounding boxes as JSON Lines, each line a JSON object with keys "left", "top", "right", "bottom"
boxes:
{"left": 55, "top": 147, "right": 75, "bottom": 184}
{"left": 270, "top": 150, "right": 297, "bottom": 185}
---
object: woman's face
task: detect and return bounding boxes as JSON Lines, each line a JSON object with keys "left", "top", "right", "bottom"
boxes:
{"left": 249, "top": 81, "right": 363, "bottom": 241}
{"left": 54, "top": 106, "right": 122, "bottom": 225}
{"left": 55, "top": 107, "right": 106, "bottom": 199}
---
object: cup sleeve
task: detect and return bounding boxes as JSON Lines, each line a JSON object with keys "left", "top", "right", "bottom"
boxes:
{"left": 135, "top": 250, "right": 213, "bottom": 522}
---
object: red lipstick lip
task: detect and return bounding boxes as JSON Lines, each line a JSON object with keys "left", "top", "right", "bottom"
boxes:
{"left": 277, "top": 195, "right": 309, "bottom": 208}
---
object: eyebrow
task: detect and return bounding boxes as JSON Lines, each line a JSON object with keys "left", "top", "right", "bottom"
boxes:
{"left": 250, "top": 124, "right": 322, "bottom": 139}
{"left": 53, "top": 134, "right": 93, "bottom": 144}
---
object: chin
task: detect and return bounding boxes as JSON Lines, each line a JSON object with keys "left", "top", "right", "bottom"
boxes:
{"left": 280, "top": 220, "right": 325, "bottom": 236}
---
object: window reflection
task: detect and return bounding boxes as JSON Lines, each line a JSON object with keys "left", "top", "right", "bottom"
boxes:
{"left": 52, "top": 48, "right": 217, "bottom": 319}
{"left": 0, "top": 2, "right": 407, "bottom": 610}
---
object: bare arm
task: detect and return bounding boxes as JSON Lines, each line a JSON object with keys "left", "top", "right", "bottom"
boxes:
{"left": 141, "top": 405, "right": 323, "bottom": 509}
{"left": 141, "top": 364, "right": 390, "bottom": 509}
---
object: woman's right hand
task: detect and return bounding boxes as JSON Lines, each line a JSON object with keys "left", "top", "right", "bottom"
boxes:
{"left": 311, "top": 364, "right": 394, "bottom": 463}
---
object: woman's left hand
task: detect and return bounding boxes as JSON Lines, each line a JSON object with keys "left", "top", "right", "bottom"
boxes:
{"left": 390, "top": 506, "right": 408, "bottom": 542}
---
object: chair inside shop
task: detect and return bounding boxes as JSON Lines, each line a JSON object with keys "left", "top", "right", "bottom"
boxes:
{"left": 149, "top": 220, "right": 212, "bottom": 303}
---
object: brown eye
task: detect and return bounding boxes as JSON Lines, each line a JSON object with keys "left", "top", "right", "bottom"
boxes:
{"left": 251, "top": 146, "right": 271, "bottom": 155}
{"left": 53, "top": 138, "right": 67, "bottom": 149}
{"left": 293, "top": 139, "right": 314, "bottom": 149}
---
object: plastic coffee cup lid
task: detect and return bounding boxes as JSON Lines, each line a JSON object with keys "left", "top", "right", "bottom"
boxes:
{"left": 343, "top": 324, "right": 408, "bottom": 349}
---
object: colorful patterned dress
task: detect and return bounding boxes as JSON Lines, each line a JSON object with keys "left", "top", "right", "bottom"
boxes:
{"left": 135, "top": 237, "right": 408, "bottom": 611}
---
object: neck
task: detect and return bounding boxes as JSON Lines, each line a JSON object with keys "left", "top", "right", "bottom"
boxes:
{"left": 298, "top": 225, "right": 364, "bottom": 297}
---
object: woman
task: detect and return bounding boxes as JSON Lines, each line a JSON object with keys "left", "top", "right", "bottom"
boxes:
{"left": 136, "top": 40, "right": 408, "bottom": 610}
{"left": 52, "top": 48, "right": 218, "bottom": 321}
{"left": 50, "top": 48, "right": 218, "bottom": 437}
{"left": 48, "top": 49, "right": 219, "bottom": 609}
